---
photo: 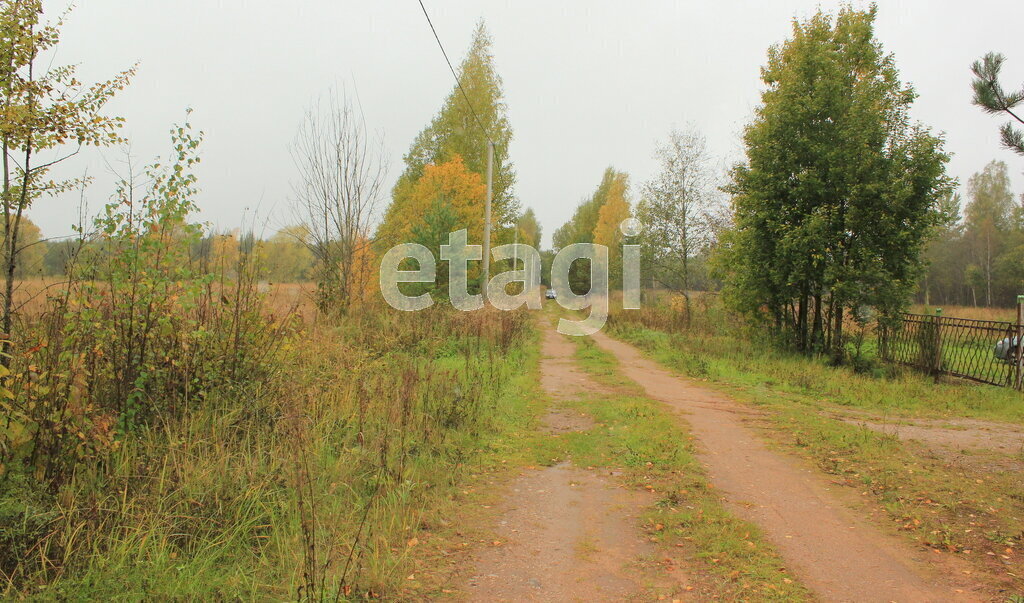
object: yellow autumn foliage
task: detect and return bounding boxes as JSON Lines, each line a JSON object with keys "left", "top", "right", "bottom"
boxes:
{"left": 377, "top": 154, "right": 489, "bottom": 247}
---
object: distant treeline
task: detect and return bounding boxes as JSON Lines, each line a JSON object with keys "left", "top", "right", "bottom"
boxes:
{"left": 919, "top": 160, "right": 1024, "bottom": 309}
{"left": 16, "top": 220, "right": 317, "bottom": 283}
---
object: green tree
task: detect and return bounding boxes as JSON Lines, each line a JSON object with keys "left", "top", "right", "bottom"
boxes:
{"left": 379, "top": 21, "right": 516, "bottom": 249}
{"left": 0, "top": 1, "right": 133, "bottom": 356}
{"left": 971, "top": 53, "right": 1024, "bottom": 156}
{"left": 637, "top": 127, "right": 722, "bottom": 319}
{"left": 963, "top": 160, "right": 1015, "bottom": 306}
{"left": 42, "top": 238, "right": 80, "bottom": 276}
{"left": 553, "top": 167, "right": 624, "bottom": 292}
{"left": 718, "top": 6, "right": 952, "bottom": 359}
{"left": 539, "top": 248, "right": 555, "bottom": 287}
{"left": 557, "top": 167, "right": 618, "bottom": 292}
{"left": 515, "top": 208, "right": 541, "bottom": 248}
{"left": 918, "top": 192, "right": 965, "bottom": 306}
{"left": 552, "top": 176, "right": 603, "bottom": 249}
{"left": 410, "top": 197, "right": 460, "bottom": 296}
{"left": 965, "top": 264, "right": 985, "bottom": 307}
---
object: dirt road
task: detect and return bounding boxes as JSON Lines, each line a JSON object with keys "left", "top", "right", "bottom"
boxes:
{"left": 463, "top": 322, "right": 983, "bottom": 601}
{"left": 464, "top": 327, "right": 678, "bottom": 601}
{"left": 589, "top": 329, "right": 980, "bottom": 602}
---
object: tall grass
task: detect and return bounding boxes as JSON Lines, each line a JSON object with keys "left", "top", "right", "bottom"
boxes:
{"left": 0, "top": 122, "right": 536, "bottom": 599}
{"left": 1, "top": 303, "right": 532, "bottom": 598}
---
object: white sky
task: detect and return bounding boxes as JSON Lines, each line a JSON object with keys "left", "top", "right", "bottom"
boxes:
{"left": 31, "top": 0, "right": 1024, "bottom": 247}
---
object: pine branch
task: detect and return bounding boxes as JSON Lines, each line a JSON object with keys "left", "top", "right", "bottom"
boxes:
{"left": 1000, "top": 122, "right": 1024, "bottom": 156}
{"left": 971, "top": 52, "right": 1024, "bottom": 156}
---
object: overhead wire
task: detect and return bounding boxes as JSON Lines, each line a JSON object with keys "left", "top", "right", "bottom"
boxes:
{"left": 416, "top": 0, "right": 494, "bottom": 147}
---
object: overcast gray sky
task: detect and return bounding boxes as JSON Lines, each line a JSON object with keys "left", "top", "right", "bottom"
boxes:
{"left": 33, "top": 0, "right": 1024, "bottom": 247}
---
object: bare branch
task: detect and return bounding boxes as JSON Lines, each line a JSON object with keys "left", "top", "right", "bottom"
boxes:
{"left": 290, "top": 87, "right": 389, "bottom": 312}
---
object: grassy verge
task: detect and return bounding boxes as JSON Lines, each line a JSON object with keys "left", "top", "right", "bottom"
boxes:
{"left": 608, "top": 323, "right": 1023, "bottom": 593}
{"left": 397, "top": 323, "right": 547, "bottom": 599}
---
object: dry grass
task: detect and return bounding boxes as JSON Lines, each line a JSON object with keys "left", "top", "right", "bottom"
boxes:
{"left": 910, "top": 304, "right": 1019, "bottom": 323}
{"left": 260, "top": 281, "right": 318, "bottom": 321}
{"left": 8, "top": 277, "right": 64, "bottom": 319}
{"left": 10, "top": 279, "right": 321, "bottom": 322}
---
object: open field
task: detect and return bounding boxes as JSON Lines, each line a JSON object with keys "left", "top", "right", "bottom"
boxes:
{"left": 910, "top": 304, "right": 1020, "bottom": 323}
{"left": 10, "top": 278, "right": 320, "bottom": 321}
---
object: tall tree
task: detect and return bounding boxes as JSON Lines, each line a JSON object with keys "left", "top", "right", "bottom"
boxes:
{"left": 963, "top": 160, "right": 1015, "bottom": 306}
{"left": 637, "top": 127, "right": 723, "bottom": 318}
{"left": 592, "top": 173, "right": 631, "bottom": 288}
{"left": 553, "top": 167, "right": 624, "bottom": 292}
{"left": 919, "top": 192, "right": 965, "bottom": 306}
{"left": 515, "top": 208, "right": 541, "bottom": 249}
{"left": 0, "top": 1, "right": 134, "bottom": 357}
{"left": 971, "top": 53, "right": 1024, "bottom": 157}
{"left": 718, "top": 6, "right": 952, "bottom": 358}
{"left": 379, "top": 21, "right": 516, "bottom": 248}
{"left": 291, "top": 88, "right": 388, "bottom": 314}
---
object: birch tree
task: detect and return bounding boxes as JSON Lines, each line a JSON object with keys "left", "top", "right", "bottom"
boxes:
{"left": 963, "top": 160, "right": 1014, "bottom": 307}
{"left": 637, "top": 128, "right": 722, "bottom": 321}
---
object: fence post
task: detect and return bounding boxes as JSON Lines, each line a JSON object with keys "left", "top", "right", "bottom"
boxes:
{"left": 932, "top": 308, "right": 944, "bottom": 377}
{"left": 878, "top": 321, "right": 888, "bottom": 361}
{"left": 1016, "top": 295, "right": 1023, "bottom": 392}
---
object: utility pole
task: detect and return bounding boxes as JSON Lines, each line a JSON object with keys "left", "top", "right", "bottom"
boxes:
{"left": 513, "top": 224, "right": 518, "bottom": 268}
{"left": 513, "top": 225, "right": 519, "bottom": 295}
{"left": 482, "top": 141, "right": 493, "bottom": 296}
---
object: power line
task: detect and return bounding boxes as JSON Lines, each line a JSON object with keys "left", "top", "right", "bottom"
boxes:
{"left": 416, "top": 0, "right": 494, "bottom": 146}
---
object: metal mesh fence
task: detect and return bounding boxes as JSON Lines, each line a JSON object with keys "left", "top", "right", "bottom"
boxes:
{"left": 879, "top": 313, "right": 1022, "bottom": 389}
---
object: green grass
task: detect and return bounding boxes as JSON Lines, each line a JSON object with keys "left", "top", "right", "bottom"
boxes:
{"left": 608, "top": 322, "right": 1024, "bottom": 591}
{"left": 613, "top": 325, "right": 1024, "bottom": 423}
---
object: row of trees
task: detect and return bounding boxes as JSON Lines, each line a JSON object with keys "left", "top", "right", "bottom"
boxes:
{"left": 552, "top": 6, "right": 976, "bottom": 362}
{"left": 920, "top": 160, "right": 1023, "bottom": 307}
{"left": 552, "top": 167, "right": 630, "bottom": 292}
{"left": 18, "top": 21, "right": 544, "bottom": 315}
{"left": 551, "top": 127, "right": 725, "bottom": 307}
{"left": 261, "top": 21, "right": 546, "bottom": 309}
{"left": 11, "top": 220, "right": 320, "bottom": 283}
